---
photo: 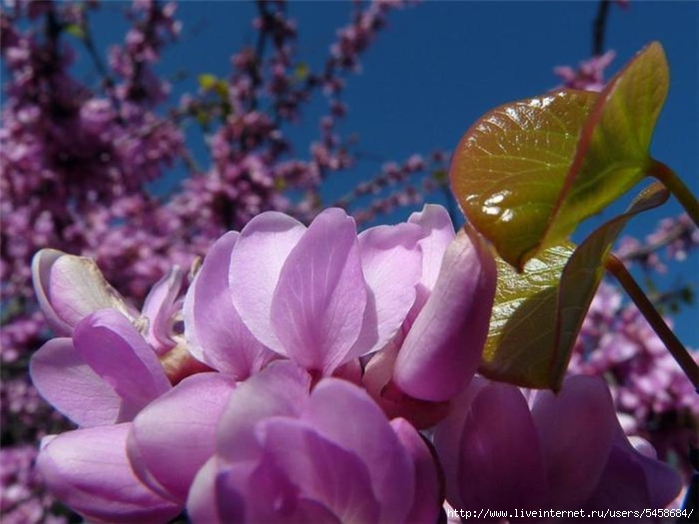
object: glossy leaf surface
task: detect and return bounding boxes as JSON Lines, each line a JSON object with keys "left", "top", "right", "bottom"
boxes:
{"left": 480, "top": 183, "right": 670, "bottom": 390}
{"left": 450, "top": 91, "right": 596, "bottom": 269}
{"left": 451, "top": 42, "right": 669, "bottom": 270}
{"left": 541, "top": 42, "right": 669, "bottom": 257}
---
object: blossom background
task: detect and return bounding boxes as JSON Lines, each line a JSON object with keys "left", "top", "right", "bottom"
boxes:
{"left": 1, "top": 0, "right": 698, "bottom": 521}
{"left": 84, "top": 0, "right": 699, "bottom": 341}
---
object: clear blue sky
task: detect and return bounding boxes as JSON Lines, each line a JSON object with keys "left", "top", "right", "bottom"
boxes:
{"left": 86, "top": 1, "right": 698, "bottom": 344}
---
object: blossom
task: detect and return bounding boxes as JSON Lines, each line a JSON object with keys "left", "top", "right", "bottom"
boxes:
{"left": 185, "top": 207, "right": 427, "bottom": 378}
{"left": 29, "top": 309, "right": 182, "bottom": 522}
{"left": 363, "top": 206, "right": 497, "bottom": 427}
{"left": 28, "top": 250, "right": 210, "bottom": 521}
{"left": 554, "top": 50, "right": 616, "bottom": 92}
{"left": 32, "top": 248, "right": 207, "bottom": 381}
{"left": 185, "top": 361, "right": 441, "bottom": 523}
{"left": 433, "top": 375, "right": 682, "bottom": 521}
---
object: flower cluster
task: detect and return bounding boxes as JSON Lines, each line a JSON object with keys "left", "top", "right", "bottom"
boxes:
{"left": 0, "top": 445, "right": 64, "bottom": 524}
{"left": 29, "top": 205, "right": 681, "bottom": 522}
{"left": 553, "top": 50, "right": 616, "bottom": 92}
{"left": 2, "top": 3, "right": 448, "bottom": 517}
{"left": 617, "top": 213, "right": 699, "bottom": 275}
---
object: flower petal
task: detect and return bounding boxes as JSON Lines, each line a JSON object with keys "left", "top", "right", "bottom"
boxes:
{"left": 302, "top": 378, "right": 413, "bottom": 523}
{"left": 29, "top": 338, "right": 121, "bottom": 427}
{"left": 127, "top": 373, "right": 236, "bottom": 503}
{"left": 575, "top": 444, "right": 651, "bottom": 519}
{"left": 185, "top": 232, "right": 275, "bottom": 379}
{"left": 187, "top": 457, "right": 230, "bottom": 524}
{"left": 230, "top": 212, "right": 306, "bottom": 353}
{"left": 271, "top": 209, "right": 367, "bottom": 374}
{"left": 609, "top": 429, "right": 682, "bottom": 509}
{"left": 408, "top": 204, "right": 455, "bottom": 307}
{"left": 73, "top": 309, "right": 171, "bottom": 418}
{"left": 433, "top": 376, "right": 489, "bottom": 508}
{"left": 531, "top": 375, "right": 616, "bottom": 509}
{"left": 216, "top": 361, "right": 311, "bottom": 463}
{"left": 454, "top": 382, "right": 548, "bottom": 513}
{"left": 393, "top": 228, "right": 496, "bottom": 401}
{"left": 349, "top": 222, "right": 423, "bottom": 358}
{"left": 33, "top": 250, "right": 137, "bottom": 333}
{"left": 391, "top": 418, "right": 441, "bottom": 524}
{"left": 32, "top": 249, "right": 73, "bottom": 335}
{"left": 142, "top": 266, "right": 185, "bottom": 354}
{"left": 36, "top": 424, "right": 181, "bottom": 523}
{"left": 255, "top": 417, "right": 381, "bottom": 523}
{"left": 212, "top": 452, "right": 343, "bottom": 524}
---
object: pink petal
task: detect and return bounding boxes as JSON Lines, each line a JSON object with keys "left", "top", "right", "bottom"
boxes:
{"left": 127, "top": 373, "right": 236, "bottom": 503}
{"left": 73, "top": 309, "right": 171, "bottom": 417}
{"left": 184, "top": 232, "right": 275, "bottom": 379}
{"left": 393, "top": 228, "right": 496, "bottom": 401}
{"left": 141, "top": 266, "right": 185, "bottom": 354}
{"left": 574, "top": 445, "right": 651, "bottom": 518}
{"left": 33, "top": 250, "right": 137, "bottom": 332}
{"left": 29, "top": 338, "right": 121, "bottom": 427}
{"left": 531, "top": 375, "right": 617, "bottom": 509}
{"left": 216, "top": 361, "right": 311, "bottom": 463}
{"left": 32, "top": 249, "right": 73, "bottom": 335}
{"left": 255, "top": 417, "right": 381, "bottom": 523}
{"left": 214, "top": 456, "right": 341, "bottom": 524}
{"left": 302, "top": 378, "right": 413, "bottom": 523}
{"left": 187, "top": 457, "right": 228, "bottom": 524}
{"left": 610, "top": 429, "right": 682, "bottom": 509}
{"left": 433, "top": 376, "right": 489, "bottom": 508}
{"left": 408, "top": 204, "right": 455, "bottom": 308}
{"left": 349, "top": 222, "right": 423, "bottom": 358}
{"left": 229, "top": 212, "right": 306, "bottom": 353}
{"left": 361, "top": 341, "right": 451, "bottom": 429}
{"left": 391, "top": 418, "right": 441, "bottom": 524}
{"left": 271, "top": 208, "right": 367, "bottom": 374}
{"left": 454, "top": 382, "right": 548, "bottom": 514}
{"left": 215, "top": 462, "right": 261, "bottom": 523}
{"left": 36, "top": 424, "right": 181, "bottom": 523}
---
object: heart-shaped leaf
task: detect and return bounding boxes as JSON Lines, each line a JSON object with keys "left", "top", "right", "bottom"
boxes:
{"left": 540, "top": 42, "right": 669, "bottom": 258}
{"left": 479, "top": 183, "right": 670, "bottom": 390}
{"left": 480, "top": 242, "right": 574, "bottom": 388}
{"left": 451, "top": 42, "right": 669, "bottom": 271}
{"left": 450, "top": 90, "right": 597, "bottom": 269}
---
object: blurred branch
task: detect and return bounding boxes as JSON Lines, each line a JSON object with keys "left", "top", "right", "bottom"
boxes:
{"left": 592, "top": 0, "right": 612, "bottom": 56}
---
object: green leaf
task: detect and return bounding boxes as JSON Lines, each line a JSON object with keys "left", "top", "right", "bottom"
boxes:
{"left": 198, "top": 74, "right": 219, "bottom": 91}
{"left": 65, "top": 23, "right": 85, "bottom": 40}
{"left": 198, "top": 74, "right": 228, "bottom": 97}
{"left": 551, "top": 182, "right": 669, "bottom": 383}
{"left": 451, "top": 42, "right": 669, "bottom": 271}
{"left": 480, "top": 182, "right": 669, "bottom": 390}
{"left": 540, "top": 42, "right": 669, "bottom": 259}
{"left": 295, "top": 63, "right": 310, "bottom": 81}
{"left": 450, "top": 90, "right": 597, "bottom": 269}
{"left": 480, "top": 242, "right": 574, "bottom": 389}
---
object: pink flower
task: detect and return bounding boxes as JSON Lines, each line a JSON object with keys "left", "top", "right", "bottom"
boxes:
{"left": 185, "top": 207, "right": 427, "bottom": 378}
{"left": 434, "top": 375, "right": 682, "bottom": 520}
{"left": 185, "top": 361, "right": 441, "bottom": 523}
{"left": 32, "top": 248, "right": 207, "bottom": 382}
{"left": 32, "top": 248, "right": 183, "bottom": 356}
{"left": 554, "top": 50, "right": 616, "bottom": 92}
{"left": 29, "top": 250, "right": 212, "bottom": 521}
{"left": 30, "top": 310, "right": 181, "bottom": 522}
{"left": 363, "top": 205, "right": 497, "bottom": 427}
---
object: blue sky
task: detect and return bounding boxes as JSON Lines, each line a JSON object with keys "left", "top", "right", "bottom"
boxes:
{"left": 84, "top": 1, "right": 698, "bottom": 344}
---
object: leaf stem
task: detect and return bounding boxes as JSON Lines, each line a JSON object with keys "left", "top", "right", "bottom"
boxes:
{"left": 605, "top": 255, "right": 699, "bottom": 389}
{"left": 649, "top": 160, "right": 699, "bottom": 226}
